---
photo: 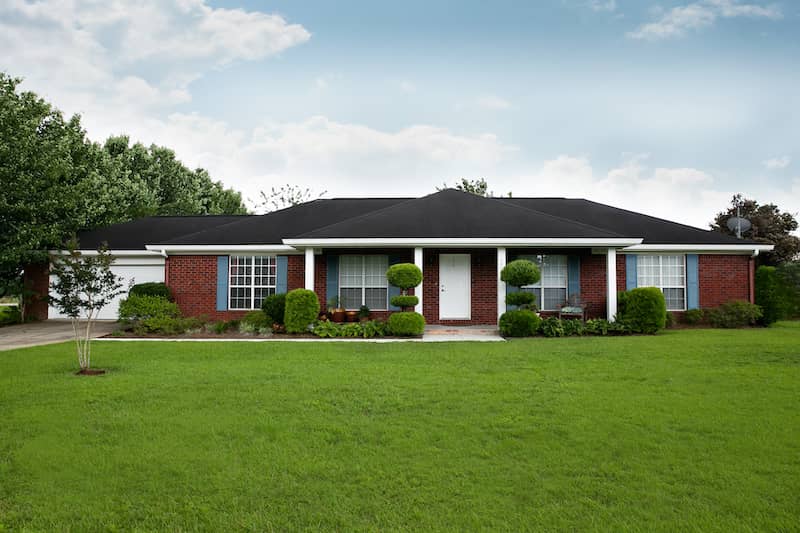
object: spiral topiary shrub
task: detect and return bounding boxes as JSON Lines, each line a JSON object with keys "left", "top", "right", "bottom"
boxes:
{"left": 390, "top": 295, "right": 419, "bottom": 308}
{"left": 284, "top": 289, "right": 320, "bottom": 333}
{"left": 387, "top": 311, "right": 425, "bottom": 336}
{"left": 619, "top": 287, "right": 667, "bottom": 334}
{"left": 501, "top": 259, "right": 541, "bottom": 288}
{"left": 498, "top": 309, "right": 540, "bottom": 337}
{"left": 505, "top": 291, "right": 536, "bottom": 308}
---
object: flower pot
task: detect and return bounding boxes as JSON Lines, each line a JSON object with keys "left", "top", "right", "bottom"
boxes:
{"left": 345, "top": 310, "right": 358, "bottom": 322}
{"left": 332, "top": 310, "right": 346, "bottom": 323}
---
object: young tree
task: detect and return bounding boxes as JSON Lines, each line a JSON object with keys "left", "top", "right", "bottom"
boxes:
{"left": 437, "top": 178, "right": 511, "bottom": 197}
{"left": 49, "top": 241, "right": 126, "bottom": 373}
{"left": 710, "top": 194, "right": 800, "bottom": 265}
{"left": 257, "top": 185, "right": 326, "bottom": 212}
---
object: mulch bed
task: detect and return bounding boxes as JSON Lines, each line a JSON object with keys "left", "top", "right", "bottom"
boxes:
{"left": 102, "top": 332, "right": 420, "bottom": 340}
{"left": 76, "top": 368, "right": 106, "bottom": 376}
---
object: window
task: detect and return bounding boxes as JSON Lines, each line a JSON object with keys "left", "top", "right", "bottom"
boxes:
{"left": 637, "top": 255, "right": 686, "bottom": 311}
{"left": 229, "top": 255, "right": 276, "bottom": 310}
{"left": 339, "top": 255, "right": 389, "bottom": 310}
{"left": 520, "top": 255, "right": 568, "bottom": 311}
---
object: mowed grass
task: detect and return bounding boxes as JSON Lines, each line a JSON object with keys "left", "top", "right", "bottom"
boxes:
{"left": 1, "top": 324, "right": 799, "bottom": 531}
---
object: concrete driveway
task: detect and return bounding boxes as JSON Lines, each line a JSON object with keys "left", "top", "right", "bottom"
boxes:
{"left": 0, "top": 320, "right": 117, "bottom": 351}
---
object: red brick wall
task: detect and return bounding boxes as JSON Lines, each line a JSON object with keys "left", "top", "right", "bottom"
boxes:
{"left": 287, "top": 255, "right": 305, "bottom": 292}
{"left": 167, "top": 256, "right": 248, "bottom": 321}
{"left": 579, "top": 253, "right": 608, "bottom": 319}
{"left": 23, "top": 262, "right": 49, "bottom": 321}
{"left": 699, "top": 254, "right": 751, "bottom": 308}
{"left": 423, "top": 249, "right": 497, "bottom": 325}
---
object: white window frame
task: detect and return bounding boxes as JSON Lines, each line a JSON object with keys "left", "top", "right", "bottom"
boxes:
{"left": 228, "top": 255, "right": 277, "bottom": 310}
{"left": 338, "top": 255, "right": 389, "bottom": 311}
{"left": 636, "top": 254, "right": 687, "bottom": 311}
{"left": 521, "top": 254, "right": 569, "bottom": 311}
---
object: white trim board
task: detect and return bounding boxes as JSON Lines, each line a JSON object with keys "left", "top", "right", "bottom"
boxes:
{"left": 283, "top": 238, "right": 643, "bottom": 248}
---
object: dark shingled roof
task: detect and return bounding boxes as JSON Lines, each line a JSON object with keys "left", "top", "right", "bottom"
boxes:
{"left": 76, "top": 216, "right": 251, "bottom": 250}
{"left": 75, "top": 189, "right": 758, "bottom": 249}
{"left": 295, "top": 189, "right": 625, "bottom": 239}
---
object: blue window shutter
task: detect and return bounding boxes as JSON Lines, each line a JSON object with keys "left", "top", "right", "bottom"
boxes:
{"left": 326, "top": 255, "right": 339, "bottom": 306}
{"left": 276, "top": 256, "right": 288, "bottom": 294}
{"left": 625, "top": 255, "right": 637, "bottom": 291}
{"left": 686, "top": 254, "right": 699, "bottom": 310}
{"left": 567, "top": 255, "right": 581, "bottom": 299}
{"left": 216, "top": 256, "right": 229, "bottom": 311}
{"left": 388, "top": 255, "right": 403, "bottom": 311}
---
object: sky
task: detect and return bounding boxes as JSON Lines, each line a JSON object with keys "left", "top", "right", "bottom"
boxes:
{"left": 1, "top": 0, "right": 798, "bottom": 229}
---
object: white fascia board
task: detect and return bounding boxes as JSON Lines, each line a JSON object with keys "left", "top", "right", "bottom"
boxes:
{"left": 48, "top": 249, "right": 162, "bottom": 257}
{"left": 144, "top": 244, "right": 300, "bottom": 255}
{"left": 282, "top": 238, "right": 643, "bottom": 248}
{"left": 622, "top": 244, "right": 774, "bottom": 254}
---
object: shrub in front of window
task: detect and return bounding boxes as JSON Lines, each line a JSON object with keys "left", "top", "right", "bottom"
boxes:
{"left": 707, "top": 300, "right": 763, "bottom": 328}
{"left": 240, "top": 310, "right": 271, "bottom": 331}
{"left": 502, "top": 259, "right": 540, "bottom": 311}
{"left": 755, "top": 266, "right": 790, "bottom": 325}
{"left": 284, "top": 289, "right": 320, "bottom": 333}
{"left": 261, "top": 293, "right": 286, "bottom": 326}
{"left": 390, "top": 295, "right": 419, "bottom": 309}
{"left": 386, "top": 263, "right": 423, "bottom": 292}
{"left": 387, "top": 311, "right": 425, "bottom": 336}
{"left": 129, "top": 282, "right": 174, "bottom": 302}
{"left": 619, "top": 287, "right": 667, "bottom": 334}
{"left": 498, "top": 309, "right": 540, "bottom": 337}
{"left": 682, "top": 308, "right": 705, "bottom": 325}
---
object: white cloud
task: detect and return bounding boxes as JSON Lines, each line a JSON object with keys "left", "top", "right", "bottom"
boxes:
{"left": 628, "top": 0, "right": 781, "bottom": 40}
{"left": 588, "top": 0, "right": 617, "bottom": 12}
{"left": 476, "top": 95, "right": 513, "bottom": 110}
{"left": 399, "top": 80, "right": 417, "bottom": 93}
{"left": 763, "top": 155, "right": 791, "bottom": 170}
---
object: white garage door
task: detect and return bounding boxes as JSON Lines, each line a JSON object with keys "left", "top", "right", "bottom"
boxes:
{"left": 48, "top": 256, "right": 166, "bottom": 320}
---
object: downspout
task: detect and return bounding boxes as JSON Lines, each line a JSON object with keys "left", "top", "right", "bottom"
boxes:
{"left": 749, "top": 249, "right": 758, "bottom": 304}
{"left": 161, "top": 249, "right": 169, "bottom": 286}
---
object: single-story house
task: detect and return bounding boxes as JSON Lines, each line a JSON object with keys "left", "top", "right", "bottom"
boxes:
{"left": 28, "top": 189, "right": 772, "bottom": 324}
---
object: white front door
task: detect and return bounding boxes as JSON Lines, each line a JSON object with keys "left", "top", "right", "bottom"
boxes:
{"left": 439, "top": 254, "right": 471, "bottom": 320}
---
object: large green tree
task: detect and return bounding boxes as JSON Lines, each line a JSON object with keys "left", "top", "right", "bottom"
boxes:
{"left": 711, "top": 194, "right": 800, "bottom": 265}
{"left": 0, "top": 73, "right": 247, "bottom": 298}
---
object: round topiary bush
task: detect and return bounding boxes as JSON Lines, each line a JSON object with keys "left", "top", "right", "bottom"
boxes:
{"left": 498, "top": 309, "right": 540, "bottom": 337}
{"left": 387, "top": 311, "right": 425, "bottom": 336}
{"left": 129, "top": 282, "right": 174, "bottom": 301}
{"left": 620, "top": 287, "right": 667, "bottom": 334}
{"left": 501, "top": 259, "right": 540, "bottom": 289}
{"left": 386, "top": 263, "right": 423, "bottom": 291}
{"left": 390, "top": 294, "right": 419, "bottom": 309}
{"left": 284, "top": 289, "right": 320, "bottom": 333}
{"left": 261, "top": 293, "right": 286, "bottom": 325}
{"left": 505, "top": 291, "right": 536, "bottom": 308}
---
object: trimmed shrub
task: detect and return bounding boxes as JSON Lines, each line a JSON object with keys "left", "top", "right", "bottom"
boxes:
{"left": 241, "top": 310, "right": 270, "bottom": 329}
{"left": 284, "top": 289, "right": 320, "bottom": 333}
{"left": 540, "top": 316, "right": 565, "bottom": 338}
{"left": 617, "top": 290, "right": 629, "bottom": 318}
{"left": 498, "top": 310, "right": 540, "bottom": 337}
{"left": 501, "top": 259, "right": 541, "bottom": 288}
{"left": 755, "top": 266, "right": 790, "bottom": 325}
{"left": 777, "top": 262, "right": 800, "bottom": 318}
{"left": 390, "top": 295, "right": 419, "bottom": 309}
{"left": 119, "top": 294, "right": 179, "bottom": 322}
{"left": 619, "top": 287, "right": 666, "bottom": 334}
{"left": 386, "top": 263, "right": 423, "bottom": 291}
{"left": 261, "top": 293, "right": 286, "bottom": 325}
{"left": 313, "top": 320, "right": 387, "bottom": 338}
{"left": 505, "top": 291, "right": 536, "bottom": 308}
{"left": 387, "top": 312, "right": 425, "bottom": 336}
{"left": 129, "top": 282, "right": 174, "bottom": 301}
{"left": 682, "top": 308, "right": 705, "bottom": 325}
{"left": 707, "top": 300, "right": 762, "bottom": 328}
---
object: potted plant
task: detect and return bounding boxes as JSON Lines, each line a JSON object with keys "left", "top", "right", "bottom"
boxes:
{"left": 329, "top": 296, "right": 346, "bottom": 323}
{"left": 358, "top": 305, "right": 370, "bottom": 322}
{"left": 345, "top": 309, "right": 358, "bottom": 322}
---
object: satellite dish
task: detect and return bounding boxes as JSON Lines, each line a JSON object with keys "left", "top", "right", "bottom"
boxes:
{"left": 726, "top": 216, "right": 752, "bottom": 238}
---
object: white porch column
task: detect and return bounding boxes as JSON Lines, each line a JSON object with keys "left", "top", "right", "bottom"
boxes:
{"left": 304, "top": 248, "right": 315, "bottom": 291}
{"left": 607, "top": 248, "right": 617, "bottom": 321}
{"left": 414, "top": 247, "right": 424, "bottom": 314}
{"left": 497, "top": 247, "right": 507, "bottom": 323}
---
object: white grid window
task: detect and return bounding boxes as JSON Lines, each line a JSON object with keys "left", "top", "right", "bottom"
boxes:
{"left": 520, "top": 255, "right": 568, "bottom": 311}
{"left": 229, "top": 256, "right": 276, "bottom": 310}
{"left": 637, "top": 255, "right": 686, "bottom": 311}
{"left": 339, "top": 255, "right": 389, "bottom": 310}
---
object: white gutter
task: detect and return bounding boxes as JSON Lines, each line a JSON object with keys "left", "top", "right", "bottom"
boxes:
{"left": 48, "top": 249, "right": 162, "bottom": 256}
{"left": 144, "top": 244, "right": 300, "bottom": 254}
{"left": 282, "top": 238, "right": 644, "bottom": 248}
{"left": 622, "top": 244, "right": 774, "bottom": 254}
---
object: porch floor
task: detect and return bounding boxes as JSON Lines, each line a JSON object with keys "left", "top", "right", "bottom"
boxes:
{"left": 423, "top": 325, "right": 504, "bottom": 342}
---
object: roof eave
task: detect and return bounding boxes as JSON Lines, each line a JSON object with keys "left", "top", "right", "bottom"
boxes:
{"left": 282, "top": 237, "right": 643, "bottom": 248}
{"left": 622, "top": 244, "right": 774, "bottom": 254}
{"left": 144, "top": 244, "right": 301, "bottom": 255}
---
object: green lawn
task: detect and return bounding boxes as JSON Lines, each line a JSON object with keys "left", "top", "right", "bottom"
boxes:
{"left": 1, "top": 324, "right": 799, "bottom": 531}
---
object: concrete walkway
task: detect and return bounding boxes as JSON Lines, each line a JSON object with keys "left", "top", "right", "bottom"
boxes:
{"left": 0, "top": 320, "right": 117, "bottom": 351}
